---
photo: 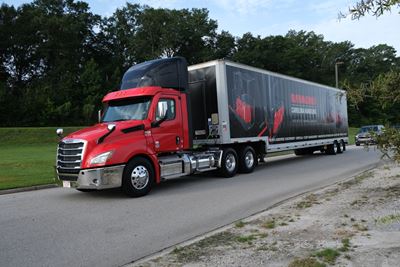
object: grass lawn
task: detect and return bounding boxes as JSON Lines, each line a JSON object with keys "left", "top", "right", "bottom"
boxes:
{"left": 0, "top": 127, "right": 82, "bottom": 190}
{"left": 348, "top": 127, "right": 359, "bottom": 145}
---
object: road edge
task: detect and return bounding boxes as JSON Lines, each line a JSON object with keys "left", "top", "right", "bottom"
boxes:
{"left": 0, "top": 184, "right": 58, "bottom": 195}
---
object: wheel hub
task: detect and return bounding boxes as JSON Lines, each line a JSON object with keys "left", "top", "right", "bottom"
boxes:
{"left": 131, "top": 165, "right": 149, "bottom": 190}
{"left": 244, "top": 151, "right": 254, "bottom": 168}
{"left": 225, "top": 154, "right": 236, "bottom": 172}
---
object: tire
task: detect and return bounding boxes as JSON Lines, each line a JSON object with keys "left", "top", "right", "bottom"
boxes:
{"left": 76, "top": 189, "right": 95, "bottom": 192}
{"left": 336, "top": 141, "right": 343, "bottom": 154}
{"left": 341, "top": 140, "right": 346, "bottom": 151}
{"left": 294, "top": 149, "right": 306, "bottom": 156}
{"left": 326, "top": 143, "right": 336, "bottom": 155}
{"left": 218, "top": 148, "right": 238, "bottom": 178}
{"left": 355, "top": 142, "right": 360, "bottom": 146}
{"left": 238, "top": 146, "right": 257, "bottom": 173}
{"left": 122, "top": 157, "right": 154, "bottom": 197}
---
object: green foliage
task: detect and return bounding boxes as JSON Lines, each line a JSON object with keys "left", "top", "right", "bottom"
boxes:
{"left": 0, "top": 1, "right": 399, "bottom": 127}
{"left": 342, "top": 0, "right": 400, "bottom": 19}
{"left": 375, "top": 127, "right": 400, "bottom": 162}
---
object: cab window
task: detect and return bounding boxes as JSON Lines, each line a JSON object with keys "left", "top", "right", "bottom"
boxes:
{"left": 155, "top": 99, "right": 175, "bottom": 121}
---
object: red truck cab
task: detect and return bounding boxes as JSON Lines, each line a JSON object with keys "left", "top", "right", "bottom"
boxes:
{"left": 56, "top": 58, "right": 197, "bottom": 197}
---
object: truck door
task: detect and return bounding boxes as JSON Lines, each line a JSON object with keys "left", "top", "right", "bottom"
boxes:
{"left": 151, "top": 95, "right": 184, "bottom": 152}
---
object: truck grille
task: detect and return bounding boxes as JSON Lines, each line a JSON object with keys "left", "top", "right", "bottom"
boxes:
{"left": 56, "top": 139, "right": 86, "bottom": 181}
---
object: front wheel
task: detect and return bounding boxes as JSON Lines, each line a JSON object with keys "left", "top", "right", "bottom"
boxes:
{"left": 218, "top": 148, "right": 238, "bottom": 178}
{"left": 238, "top": 146, "right": 257, "bottom": 173}
{"left": 122, "top": 157, "right": 154, "bottom": 197}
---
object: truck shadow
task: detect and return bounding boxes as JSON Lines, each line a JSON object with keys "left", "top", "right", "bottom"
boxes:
{"left": 61, "top": 153, "right": 326, "bottom": 199}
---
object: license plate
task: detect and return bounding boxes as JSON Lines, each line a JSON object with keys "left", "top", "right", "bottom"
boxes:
{"left": 62, "top": 181, "right": 71, "bottom": 188}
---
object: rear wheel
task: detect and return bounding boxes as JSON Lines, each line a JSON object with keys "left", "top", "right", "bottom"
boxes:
{"left": 326, "top": 143, "right": 336, "bottom": 155}
{"left": 219, "top": 148, "right": 238, "bottom": 178}
{"left": 238, "top": 146, "right": 257, "bottom": 173}
{"left": 122, "top": 157, "right": 154, "bottom": 197}
{"left": 336, "top": 141, "right": 343, "bottom": 154}
{"left": 341, "top": 140, "right": 346, "bottom": 151}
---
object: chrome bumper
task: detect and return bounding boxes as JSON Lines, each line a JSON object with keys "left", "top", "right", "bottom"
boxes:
{"left": 58, "top": 165, "right": 125, "bottom": 190}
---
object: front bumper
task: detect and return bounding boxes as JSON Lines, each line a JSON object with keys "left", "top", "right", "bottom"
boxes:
{"left": 355, "top": 137, "right": 376, "bottom": 145}
{"left": 57, "top": 165, "right": 125, "bottom": 190}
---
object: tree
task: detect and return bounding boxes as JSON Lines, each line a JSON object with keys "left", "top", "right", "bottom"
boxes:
{"left": 342, "top": 0, "right": 400, "bottom": 162}
{"left": 341, "top": 0, "right": 400, "bottom": 19}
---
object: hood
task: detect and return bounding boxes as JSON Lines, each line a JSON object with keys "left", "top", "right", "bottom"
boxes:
{"left": 65, "top": 121, "right": 146, "bottom": 143}
{"left": 357, "top": 132, "right": 371, "bottom": 138}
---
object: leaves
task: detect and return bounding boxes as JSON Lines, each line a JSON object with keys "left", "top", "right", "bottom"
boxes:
{"left": 0, "top": 1, "right": 399, "bottom": 128}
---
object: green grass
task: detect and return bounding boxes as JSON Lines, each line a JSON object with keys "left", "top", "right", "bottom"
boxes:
{"left": 376, "top": 214, "right": 400, "bottom": 225}
{"left": 288, "top": 258, "right": 326, "bottom": 267}
{"left": 314, "top": 248, "right": 340, "bottom": 264}
{"left": 348, "top": 127, "right": 359, "bottom": 145}
{"left": 261, "top": 219, "right": 276, "bottom": 229}
{"left": 0, "top": 127, "right": 82, "bottom": 190}
{"left": 235, "top": 220, "right": 246, "bottom": 228}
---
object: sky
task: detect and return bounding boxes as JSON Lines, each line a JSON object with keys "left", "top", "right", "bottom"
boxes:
{"left": 4, "top": 0, "right": 400, "bottom": 53}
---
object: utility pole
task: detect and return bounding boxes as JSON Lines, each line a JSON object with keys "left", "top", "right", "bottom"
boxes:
{"left": 335, "top": 61, "right": 344, "bottom": 88}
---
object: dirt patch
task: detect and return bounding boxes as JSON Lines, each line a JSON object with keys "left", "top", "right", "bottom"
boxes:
{"left": 133, "top": 162, "right": 400, "bottom": 267}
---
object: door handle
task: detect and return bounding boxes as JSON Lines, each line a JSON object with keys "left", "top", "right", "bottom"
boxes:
{"left": 176, "top": 136, "right": 180, "bottom": 145}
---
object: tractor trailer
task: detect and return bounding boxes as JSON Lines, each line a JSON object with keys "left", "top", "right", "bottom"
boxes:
{"left": 56, "top": 57, "right": 348, "bottom": 197}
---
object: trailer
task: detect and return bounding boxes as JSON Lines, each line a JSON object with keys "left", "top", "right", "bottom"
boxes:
{"left": 187, "top": 59, "right": 348, "bottom": 154}
{"left": 56, "top": 57, "right": 348, "bottom": 197}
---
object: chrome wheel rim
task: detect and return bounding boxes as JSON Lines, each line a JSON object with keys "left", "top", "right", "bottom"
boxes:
{"left": 225, "top": 153, "right": 236, "bottom": 173}
{"left": 244, "top": 151, "right": 254, "bottom": 168}
{"left": 131, "top": 165, "right": 149, "bottom": 190}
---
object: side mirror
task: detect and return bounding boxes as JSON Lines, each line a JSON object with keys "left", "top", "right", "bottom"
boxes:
{"left": 56, "top": 128, "right": 64, "bottom": 138}
{"left": 151, "top": 114, "right": 167, "bottom": 128}
{"left": 107, "top": 124, "right": 116, "bottom": 132}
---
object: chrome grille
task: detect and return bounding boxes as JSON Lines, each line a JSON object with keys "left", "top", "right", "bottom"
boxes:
{"left": 57, "top": 139, "right": 85, "bottom": 181}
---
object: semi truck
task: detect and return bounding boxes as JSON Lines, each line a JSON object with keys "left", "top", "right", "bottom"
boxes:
{"left": 56, "top": 57, "right": 348, "bottom": 197}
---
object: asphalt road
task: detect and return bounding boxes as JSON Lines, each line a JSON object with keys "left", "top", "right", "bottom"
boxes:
{"left": 0, "top": 146, "right": 382, "bottom": 267}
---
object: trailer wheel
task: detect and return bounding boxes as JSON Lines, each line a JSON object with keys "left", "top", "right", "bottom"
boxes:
{"left": 341, "top": 140, "right": 346, "bottom": 151}
{"left": 239, "top": 146, "right": 257, "bottom": 173}
{"left": 336, "top": 141, "right": 343, "bottom": 154}
{"left": 122, "top": 157, "right": 154, "bottom": 197}
{"left": 326, "top": 143, "right": 336, "bottom": 155}
{"left": 219, "top": 148, "right": 238, "bottom": 178}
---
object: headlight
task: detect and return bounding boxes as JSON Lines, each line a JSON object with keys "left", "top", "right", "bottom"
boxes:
{"left": 90, "top": 151, "right": 113, "bottom": 166}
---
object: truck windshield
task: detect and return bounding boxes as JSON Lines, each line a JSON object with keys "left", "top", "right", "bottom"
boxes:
{"left": 102, "top": 97, "right": 151, "bottom": 122}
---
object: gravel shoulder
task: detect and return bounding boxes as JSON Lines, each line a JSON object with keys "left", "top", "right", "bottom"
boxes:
{"left": 131, "top": 161, "right": 400, "bottom": 267}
